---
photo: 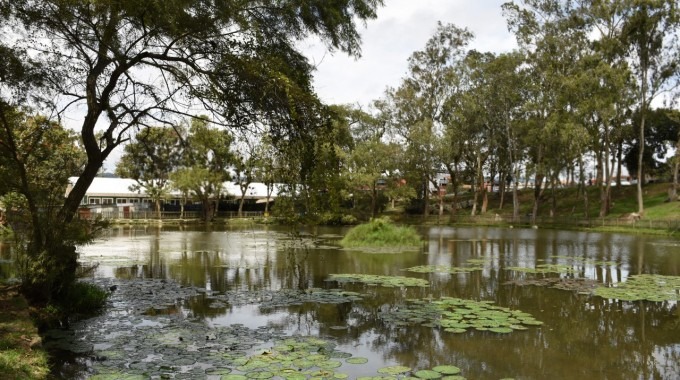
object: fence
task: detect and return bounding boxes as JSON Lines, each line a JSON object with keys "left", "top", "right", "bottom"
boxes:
{"left": 91, "top": 210, "right": 264, "bottom": 220}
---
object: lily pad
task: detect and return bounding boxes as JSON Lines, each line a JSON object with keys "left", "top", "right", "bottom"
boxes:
{"left": 432, "top": 366, "right": 461, "bottom": 375}
{"left": 378, "top": 366, "right": 412, "bottom": 375}
{"left": 415, "top": 370, "right": 443, "bottom": 379}
{"left": 346, "top": 357, "right": 369, "bottom": 364}
{"left": 379, "top": 297, "right": 542, "bottom": 334}
{"left": 245, "top": 371, "right": 275, "bottom": 379}
{"left": 328, "top": 274, "right": 429, "bottom": 288}
{"left": 593, "top": 274, "right": 680, "bottom": 302}
{"left": 404, "top": 265, "right": 483, "bottom": 274}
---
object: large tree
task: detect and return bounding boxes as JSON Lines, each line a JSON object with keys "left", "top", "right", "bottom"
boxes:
{"left": 115, "top": 126, "right": 183, "bottom": 217}
{"left": 0, "top": 0, "right": 383, "bottom": 300}
{"left": 387, "top": 22, "right": 473, "bottom": 217}
{"left": 619, "top": 0, "right": 680, "bottom": 215}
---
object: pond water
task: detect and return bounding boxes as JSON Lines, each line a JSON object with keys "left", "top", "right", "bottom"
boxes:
{"left": 6, "top": 225, "right": 680, "bottom": 379}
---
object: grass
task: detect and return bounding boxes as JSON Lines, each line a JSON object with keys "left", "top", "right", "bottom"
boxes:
{"left": 0, "top": 285, "right": 49, "bottom": 380}
{"left": 339, "top": 217, "right": 422, "bottom": 248}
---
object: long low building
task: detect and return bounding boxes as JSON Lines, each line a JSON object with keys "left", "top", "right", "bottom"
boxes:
{"left": 66, "top": 176, "right": 284, "bottom": 217}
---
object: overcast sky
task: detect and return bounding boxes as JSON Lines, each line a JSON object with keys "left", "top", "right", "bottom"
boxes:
{"left": 301, "top": 0, "right": 517, "bottom": 109}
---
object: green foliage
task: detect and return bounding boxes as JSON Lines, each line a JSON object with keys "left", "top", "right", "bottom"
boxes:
{"left": 57, "top": 281, "right": 109, "bottom": 316}
{"left": 315, "top": 212, "right": 358, "bottom": 226}
{"left": 339, "top": 217, "right": 421, "bottom": 247}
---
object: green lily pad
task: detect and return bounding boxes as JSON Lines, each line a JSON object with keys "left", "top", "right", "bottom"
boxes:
{"left": 245, "top": 371, "right": 275, "bottom": 379}
{"left": 346, "top": 357, "right": 369, "bottom": 364}
{"left": 317, "top": 360, "right": 343, "bottom": 369}
{"left": 379, "top": 297, "right": 542, "bottom": 334}
{"left": 593, "top": 274, "right": 680, "bottom": 302}
{"left": 415, "top": 370, "right": 443, "bottom": 379}
{"left": 221, "top": 375, "right": 248, "bottom": 380}
{"left": 404, "top": 265, "right": 483, "bottom": 274}
{"left": 432, "top": 366, "right": 460, "bottom": 375}
{"left": 377, "top": 366, "right": 412, "bottom": 375}
{"left": 489, "top": 327, "right": 514, "bottom": 333}
{"left": 328, "top": 274, "right": 429, "bottom": 288}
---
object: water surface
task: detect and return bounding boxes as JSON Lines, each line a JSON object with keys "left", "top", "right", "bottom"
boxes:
{"left": 11, "top": 225, "right": 680, "bottom": 379}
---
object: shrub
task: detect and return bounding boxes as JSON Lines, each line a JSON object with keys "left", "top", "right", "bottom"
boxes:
{"left": 339, "top": 217, "right": 422, "bottom": 248}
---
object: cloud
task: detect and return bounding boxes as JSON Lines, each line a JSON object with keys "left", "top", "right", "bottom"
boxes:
{"left": 305, "top": 0, "right": 517, "bottom": 107}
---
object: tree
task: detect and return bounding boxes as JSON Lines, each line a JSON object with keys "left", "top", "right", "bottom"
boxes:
{"left": 335, "top": 105, "right": 400, "bottom": 218}
{"left": 115, "top": 126, "right": 183, "bottom": 218}
{"left": 0, "top": 0, "right": 383, "bottom": 298}
{"left": 620, "top": 0, "right": 680, "bottom": 215}
{"left": 387, "top": 22, "right": 473, "bottom": 217}
{"left": 176, "top": 118, "right": 234, "bottom": 222}
{"left": 232, "top": 134, "right": 260, "bottom": 217}
{"left": 0, "top": 107, "right": 88, "bottom": 302}
{"left": 504, "top": 0, "right": 590, "bottom": 223}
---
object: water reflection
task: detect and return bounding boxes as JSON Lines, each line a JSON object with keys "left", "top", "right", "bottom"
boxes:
{"left": 72, "top": 226, "right": 680, "bottom": 379}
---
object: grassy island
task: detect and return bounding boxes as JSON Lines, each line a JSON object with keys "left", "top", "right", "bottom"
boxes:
{"left": 339, "top": 217, "right": 422, "bottom": 248}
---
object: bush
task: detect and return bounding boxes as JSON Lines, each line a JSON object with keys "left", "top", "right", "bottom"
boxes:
{"left": 59, "top": 281, "right": 108, "bottom": 316}
{"left": 339, "top": 217, "right": 422, "bottom": 248}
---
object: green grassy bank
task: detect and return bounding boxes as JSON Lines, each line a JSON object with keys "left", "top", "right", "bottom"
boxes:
{"left": 0, "top": 285, "right": 49, "bottom": 380}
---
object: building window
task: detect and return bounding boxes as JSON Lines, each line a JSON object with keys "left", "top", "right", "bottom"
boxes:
{"left": 130, "top": 198, "right": 139, "bottom": 203}
{"left": 102, "top": 198, "right": 114, "bottom": 205}
{"left": 89, "top": 198, "right": 101, "bottom": 205}
{"left": 116, "top": 198, "right": 128, "bottom": 204}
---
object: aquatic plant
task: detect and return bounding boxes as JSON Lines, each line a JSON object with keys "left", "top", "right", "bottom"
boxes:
{"left": 379, "top": 297, "right": 543, "bottom": 333}
{"left": 339, "top": 217, "right": 422, "bottom": 248}
{"left": 404, "top": 264, "right": 484, "bottom": 274}
{"left": 593, "top": 274, "right": 680, "bottom": 302}
{"left": 328, "top": 273, "right": 429, "bottom": 288}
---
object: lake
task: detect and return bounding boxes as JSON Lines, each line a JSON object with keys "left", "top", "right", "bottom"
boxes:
{"left": 6, "top": 225, "right": 680, "bottom": 379}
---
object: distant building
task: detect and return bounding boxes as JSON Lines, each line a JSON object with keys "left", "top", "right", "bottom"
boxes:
{"left": 65, "top": 177, "right": 284, "bottom": 217}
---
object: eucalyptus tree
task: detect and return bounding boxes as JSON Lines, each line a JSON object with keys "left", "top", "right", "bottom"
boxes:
{"left": 504, "top": 0, "right": 589, "bottom": 223}
{"left": 470, "top": 51, "right": 528, "bottom": 222}
{"left": 0, "top": 0, "right": 383, "bottom": 298}
{"left": 619, "top": 0, "right": 680, "bottom": 215}
{"left": 115, "top": 126, "right": 183, "bottom": 218}
{"left": 387, "top": 22, "right": 473, "bottom": 217}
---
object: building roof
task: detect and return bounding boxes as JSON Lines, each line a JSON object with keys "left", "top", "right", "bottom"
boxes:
{"left": 67, "top": 177, "right": 284, "bottom": 200}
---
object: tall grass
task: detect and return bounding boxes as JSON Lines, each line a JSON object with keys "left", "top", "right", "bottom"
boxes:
{"left": 339, "top": 217, "right": 422, "bottom": 248}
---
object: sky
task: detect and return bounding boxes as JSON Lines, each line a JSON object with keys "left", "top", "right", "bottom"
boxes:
{"left": 301, "top": 0, "right": 516, "bottom": 109}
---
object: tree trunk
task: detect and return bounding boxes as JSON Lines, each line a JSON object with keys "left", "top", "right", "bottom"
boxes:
{"left": 670, "top": 139, "right": 680, "bottom": 201}
{"left": 371, "top": 184, "right": 377, "bottom": 219}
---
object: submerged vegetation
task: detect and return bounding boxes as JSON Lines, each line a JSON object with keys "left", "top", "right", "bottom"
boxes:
{"left": 339, "top": 218, "right": 422, "bottom": 248}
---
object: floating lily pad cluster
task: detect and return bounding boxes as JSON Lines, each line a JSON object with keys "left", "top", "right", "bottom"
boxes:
{"left": 328, "top": 274, "right": 429, "bottom": 288}
{"left": 403, "top": 264, "right": 484, "bottom": 275}
{"left": 506, "top": 264, "right": 577, "bottom": 274}
{"left": 593, "top": 274, "right": 680, "bottom": 302}
{"left": 379, "top": 297, "right": 543, "bottom": 333}
{"left": 503, "top": 277, "right": 599, "bottom": 293}
{"left": 218, "top": 336, "right": 356, "bottom": 379}
{"left": 259, "top": 288, "right": 364, "bottom": 309}
{"left": 546, "top": 255, "right": 618, "bottom": 267}
{"left": 361, "top": 364, "right": 465, "bottom": 379}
